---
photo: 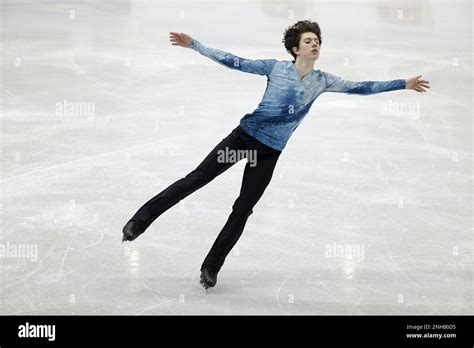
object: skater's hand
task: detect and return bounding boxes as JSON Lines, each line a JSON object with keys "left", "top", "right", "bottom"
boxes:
{"left": 405, "top": 75, "right": 430, "bottom": 92}
{"left": 169, "top": 32, "right": 193, "bottom": 48}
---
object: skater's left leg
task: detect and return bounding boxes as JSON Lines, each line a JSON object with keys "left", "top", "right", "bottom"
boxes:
{"left": 126, "top": 127, "right": 245, "bottom": 235}
{"left": 201, "top": 149, "right": 281, "bottom": 274}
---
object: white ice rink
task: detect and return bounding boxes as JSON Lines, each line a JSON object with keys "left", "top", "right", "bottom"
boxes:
{"left": 1, "top": 0, "right": 472, "bottom": 315}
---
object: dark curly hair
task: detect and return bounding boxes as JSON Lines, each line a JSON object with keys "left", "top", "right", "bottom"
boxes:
{"left": 282, "top": 20, "right": 322, "bottom": 62}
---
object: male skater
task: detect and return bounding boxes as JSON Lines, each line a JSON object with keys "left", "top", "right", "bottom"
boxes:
{"left": 122, "top": 20, "right": 430, "bottom": 290}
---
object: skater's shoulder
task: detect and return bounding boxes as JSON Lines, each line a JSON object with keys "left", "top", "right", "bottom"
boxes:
{"left": 314, "top": 69, "right": 336, "bottom": 80}
{"left": 263, "top": 59, "right": 289, "bottom": 73}
{"left": 278, "top": 60, "right": 297, "bottom": 70}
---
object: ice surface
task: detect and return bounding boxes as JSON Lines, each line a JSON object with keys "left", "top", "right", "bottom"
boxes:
{"left": 0, "top": 0, "right": 472, "bottom": 314}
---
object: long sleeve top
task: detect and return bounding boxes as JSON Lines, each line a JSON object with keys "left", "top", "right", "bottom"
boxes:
{"left": 189, "top": 38, "right": 406, "bottom": 151}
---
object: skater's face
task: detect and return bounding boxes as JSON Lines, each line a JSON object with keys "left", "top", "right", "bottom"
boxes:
{"left": 292, "top": 32, "right": 320, "bottom": 62}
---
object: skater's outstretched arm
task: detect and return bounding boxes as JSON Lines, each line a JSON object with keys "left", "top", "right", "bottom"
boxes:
{"left": 322, "top": 71, "right": 430, "bottom": 95}
{"left": 169, "top": 32, "right": 277, "bottom": 77}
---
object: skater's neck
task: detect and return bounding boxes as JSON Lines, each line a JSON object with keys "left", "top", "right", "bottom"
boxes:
{"left": 293, "top": 58, "right": 315, "bottom": 81}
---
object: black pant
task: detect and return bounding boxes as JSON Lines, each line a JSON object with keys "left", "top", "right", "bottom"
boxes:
{"left": 130, "top": 125, "right": 282, "bottom": 273}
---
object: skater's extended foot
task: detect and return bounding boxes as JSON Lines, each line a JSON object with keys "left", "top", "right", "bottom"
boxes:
{"left": 200, "top": 268, "right": 218, "bottom": 290}
{"left": 122, "top": 220, "right": 144, "bottom": 243}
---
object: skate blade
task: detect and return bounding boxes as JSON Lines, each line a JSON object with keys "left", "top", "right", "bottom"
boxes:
{"left": 121, "top": 234, "right": 129, "bottom": 243}
{"left": 199, "top": 279, "right": 209, "bottom": 291}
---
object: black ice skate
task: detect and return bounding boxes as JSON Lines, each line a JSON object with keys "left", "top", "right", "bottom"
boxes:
{"left": 122, "top": 220, "right": 144, "bottom": 243}
{"left": 200, "top": 269, "right": 218, "bottom": 290}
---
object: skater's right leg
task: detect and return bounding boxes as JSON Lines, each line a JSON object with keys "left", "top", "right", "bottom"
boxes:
{"left": 123, "top": 126, "right": 246, "bottom": 240}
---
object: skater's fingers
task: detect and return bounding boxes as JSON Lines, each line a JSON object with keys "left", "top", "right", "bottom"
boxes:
{"left": 170, "top": 33, "right": 182, "bottom": 40}
{"left": 170, "top": 36, "right": 183, "bottom": 45}
{"left": 419, "top": 83, "right": 430, "bottom": 88}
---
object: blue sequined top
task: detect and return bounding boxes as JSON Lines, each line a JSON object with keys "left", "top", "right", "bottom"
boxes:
{"left": 189, "top": 38, "right": 406, "bottom": 151}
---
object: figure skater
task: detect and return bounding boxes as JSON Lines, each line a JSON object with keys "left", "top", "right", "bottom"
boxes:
{"left": 122, "top": 20, "right": 430, "bottom": 290}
